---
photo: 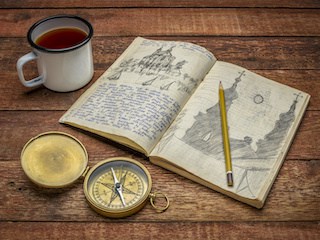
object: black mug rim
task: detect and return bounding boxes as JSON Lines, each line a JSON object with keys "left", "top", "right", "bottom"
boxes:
{"left": 27, "top": 14, "right": 93, "bottom": 53}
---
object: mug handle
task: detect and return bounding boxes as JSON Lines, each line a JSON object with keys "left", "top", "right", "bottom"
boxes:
{"left": 17, "top": 52, "right": 45, "bottom": 87}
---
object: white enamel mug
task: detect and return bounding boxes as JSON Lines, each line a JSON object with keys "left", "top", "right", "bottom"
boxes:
{"left": 17, "top": 15, "right": 94, "bottom": 92}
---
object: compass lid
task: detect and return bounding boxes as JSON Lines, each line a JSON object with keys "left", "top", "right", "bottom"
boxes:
{"left": 21, "top": 131, "right": 88, "bottom": 188}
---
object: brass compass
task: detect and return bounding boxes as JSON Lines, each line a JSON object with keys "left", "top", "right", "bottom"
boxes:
{"left": 21, "top": 131, "right": 169, "bottom": 218}
{"left": 84, "top": 157, "right": 169, "bottom": 218}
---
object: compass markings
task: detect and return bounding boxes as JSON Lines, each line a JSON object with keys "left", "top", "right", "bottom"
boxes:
{"left": 92, "top": 168, "right": 145, "bottom": 209}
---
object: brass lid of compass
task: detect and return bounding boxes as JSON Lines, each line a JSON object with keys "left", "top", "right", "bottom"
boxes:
{"left": 21, "top": 131, "right": 88, "bottom": 188}
{"left": 21, "top": 132, "right": 169, "bottom": 218}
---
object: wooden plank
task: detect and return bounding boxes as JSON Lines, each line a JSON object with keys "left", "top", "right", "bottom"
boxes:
{"left": 0, "top": 158, "right": 319, "bottom": 221}
{"left": 0, "top": 222, "right": 319, "bottom": 240}
{"left": 0, "top": 9, "right": 319, "bottom": 37}
{"left": 0, "top": 107, "right": 318, "bottom": 160}
{"left": 1, "top": 0, "right": 320, "bottom": 8}
{"left": 1, "top": 1, "right": 318, "bottom": 239}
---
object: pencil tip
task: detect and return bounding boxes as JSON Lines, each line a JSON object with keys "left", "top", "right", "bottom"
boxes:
{"left": 227, "top": 172, "right": 233, "bottom": 186}
{"left": 219, "top": 81, "right": 223, "bottom": 89}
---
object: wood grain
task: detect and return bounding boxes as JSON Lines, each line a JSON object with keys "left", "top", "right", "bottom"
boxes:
{"left": 1, "top": 0, "right": 320, "bottom": 8}
{"left": 0, "top": 222, "right": 319, "bottom": 240}
{"left": 0, "top": 157, "right": 319, "bottom": 222}
{"left": 0, "top": 9, "right": 320, "bottom": 37}
{"left": 0, "top": 2, "right": 319, "bottom": 239}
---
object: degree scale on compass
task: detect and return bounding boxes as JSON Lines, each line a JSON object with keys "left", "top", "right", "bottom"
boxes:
{"left": 91, "top": 163, "right": 146, "bottom": 211}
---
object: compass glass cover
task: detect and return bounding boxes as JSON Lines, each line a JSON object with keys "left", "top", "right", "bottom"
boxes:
{"left": 84, "top": 159, "right": 152, "bottom": 216}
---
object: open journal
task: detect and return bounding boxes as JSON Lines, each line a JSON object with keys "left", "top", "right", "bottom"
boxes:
{"left": 60, "top": 37, "right": 310, "bottom": 208}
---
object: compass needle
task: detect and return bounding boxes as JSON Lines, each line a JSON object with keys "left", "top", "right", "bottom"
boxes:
{"left": 84, "top": 158, "right": 168, "bottom": 218}
{"left": 111, "top": 167, "right": 119, "bottom": 183}
{"left": 111, "top": 167, "right": 126, "bottom": 207}
{"left": 118, "top": 188, "right": 126, "bottom": 207}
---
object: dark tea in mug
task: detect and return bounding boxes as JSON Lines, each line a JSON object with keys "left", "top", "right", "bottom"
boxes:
{"left": 35, "top": 27, "right": 87, "bottom": 49}
{"left": 17, "top": 15, "right": 94, "bottom": 92}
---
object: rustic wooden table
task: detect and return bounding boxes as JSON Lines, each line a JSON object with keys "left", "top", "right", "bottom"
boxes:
{"left": 1, "top": 1, "right": 319, "bottom": 239}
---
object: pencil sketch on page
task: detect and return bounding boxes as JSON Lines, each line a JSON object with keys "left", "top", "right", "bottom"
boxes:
{"left": 106, "top": 41, "right": 206, "bottom": 95}
{"left": 156, "top": 70, "right": 303, "bottom": 198}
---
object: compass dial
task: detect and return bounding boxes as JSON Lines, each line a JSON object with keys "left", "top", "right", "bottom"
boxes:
{"left": 84, "top": 158, "right": 152, "bottom": 218}
{"left": 93, "top": 167, "right": 145, "bottom": 209}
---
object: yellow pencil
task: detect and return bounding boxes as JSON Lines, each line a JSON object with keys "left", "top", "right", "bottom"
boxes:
{"left": 219, "top": 81, "right": 233, "bottom": 186}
